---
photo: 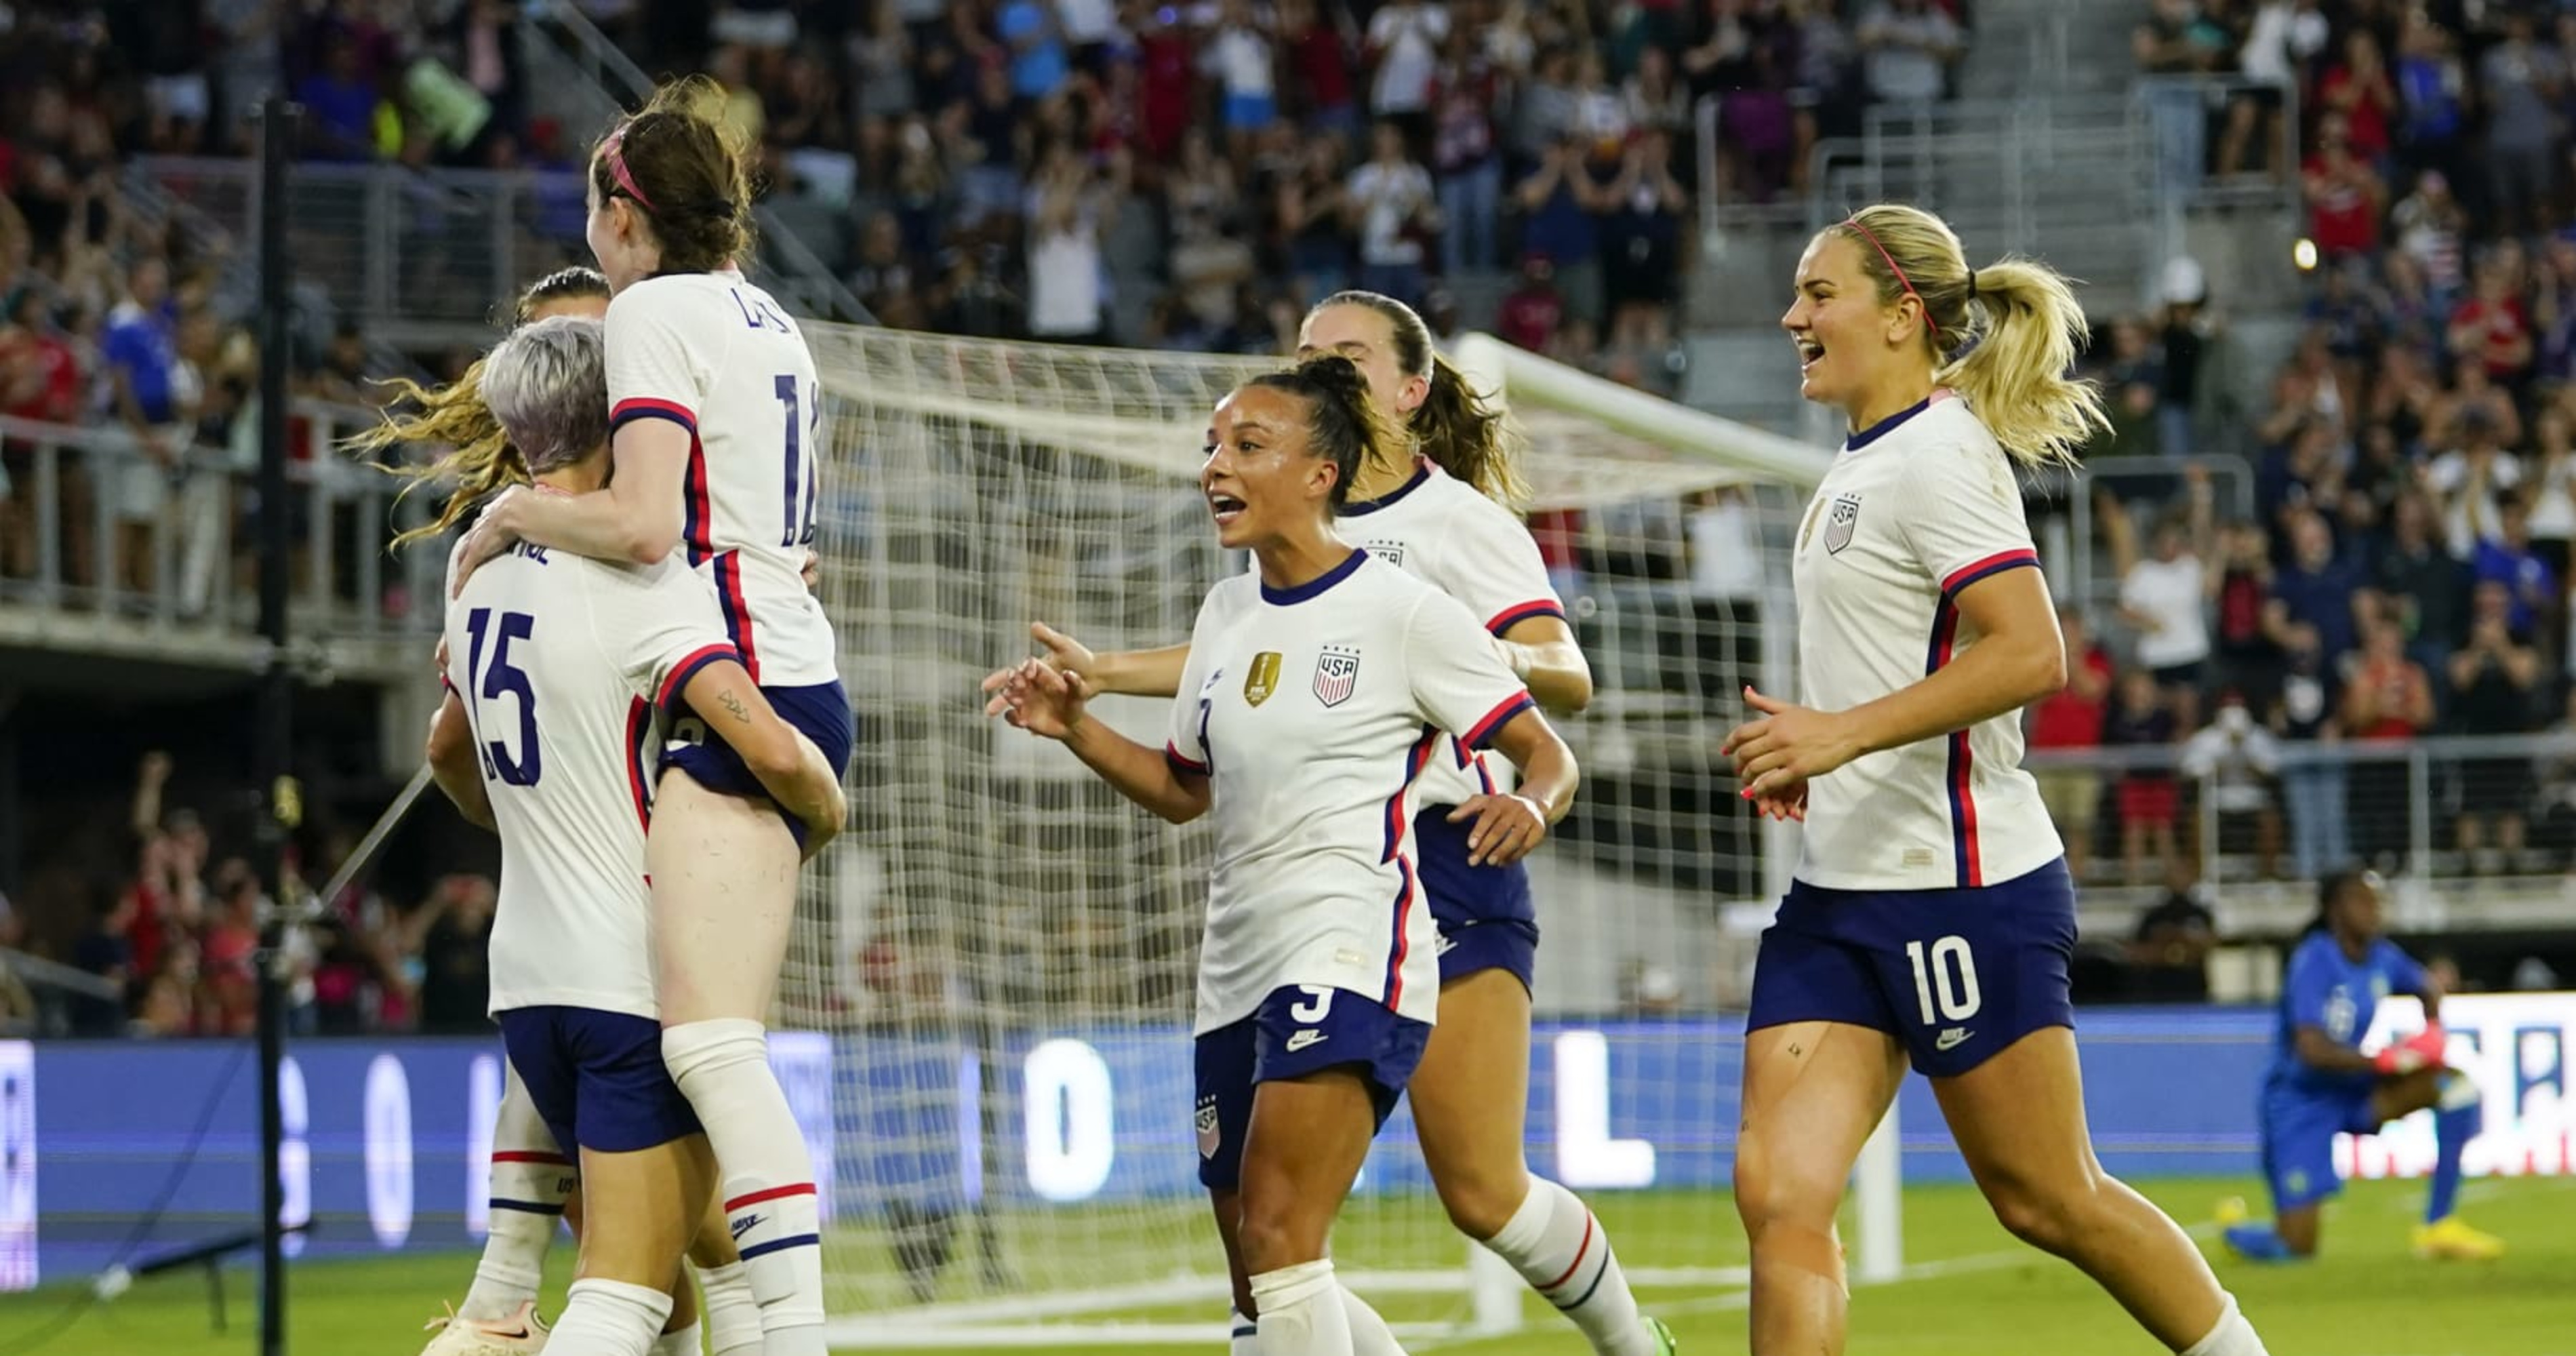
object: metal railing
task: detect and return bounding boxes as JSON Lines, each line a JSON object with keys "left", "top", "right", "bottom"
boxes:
{"left": 2051, "top": 454, "right": 2260, "bottom": 616}
{"left": 0, "top": 407, "right": 441, "bottom": 654}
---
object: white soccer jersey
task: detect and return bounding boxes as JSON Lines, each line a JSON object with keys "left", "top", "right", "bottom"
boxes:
{"left": 1788, "top": 392, "right": 2062, "bottom": 891}
{"left": 442, "top": 526, "right": 741, "bottom": 1019}
{"left": 1166, "top": 551, "right": 1537, "bottom": 1033}
{"left": 1313, "top": 459, "right": 1563, "bottom": 806}
{"left": 605, "top": 269, "right": 839, "bottom": 687}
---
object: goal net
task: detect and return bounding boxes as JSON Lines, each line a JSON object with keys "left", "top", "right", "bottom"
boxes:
{"left": 776, "top": 323, "right": 1865, "bottom": 1347}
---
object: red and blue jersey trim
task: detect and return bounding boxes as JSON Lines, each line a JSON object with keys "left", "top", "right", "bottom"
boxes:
{"left": 1460, "top": 692, "right": 1537, "bottom": 750}
{"left": 1924, "top": 599, "right": 1979, "bottom": 888}
{"left": 612, "top": 397, "right": 711, "bottom": 565}
{"left": 1940, "top": 549, "right": 2039, "bottom": 599}
{"left": 711, "top": 551, "right": 759, "bottom": 682}
{"left": 622, "top": 696, "right": 653, "bottom": 833}
{"left": 1485, "top": 599, "right": 1567, "bottom": 635}
{"left": 656, "top": 643, "right": 741, "bottom": 714}
{"left": 1164, "top": 742, "right": 1209, "bottom": 777}
{"left": 1377, "top": 723, "right": 1443, "bottom": 1010}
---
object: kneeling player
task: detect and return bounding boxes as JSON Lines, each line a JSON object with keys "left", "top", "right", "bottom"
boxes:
{"left": 997, "top": 356, "right": 1577, "bottom": 1355}
{"left": 428, "top": 315, "right": 846, "bottom": 1355}
{"left": 2221, "top": 869, "right": 2501, "bottom": 1263}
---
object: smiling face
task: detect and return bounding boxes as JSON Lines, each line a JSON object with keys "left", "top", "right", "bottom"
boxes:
{"left": 1782, "top": 231, "right": 1920, "bottom": 422}
{"left": 1201, "top": 385, "right": 1339, "bottom": 552}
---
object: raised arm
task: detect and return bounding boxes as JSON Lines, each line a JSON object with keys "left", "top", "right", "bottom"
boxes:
{"left": 677, "top": 658, "right": 847, "bottom": 856}
{"left": 999, "top": 660, "right": 1211, "bottom": 824}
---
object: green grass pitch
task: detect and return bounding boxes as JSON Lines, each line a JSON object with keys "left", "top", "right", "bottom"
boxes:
{"left": 2, "top": 1174, "right": 2567, "bottom": 1355}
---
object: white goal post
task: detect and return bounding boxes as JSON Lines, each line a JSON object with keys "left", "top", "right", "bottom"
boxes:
{"left": 774, "top": 323, "right": 1898, "bottom": 1347}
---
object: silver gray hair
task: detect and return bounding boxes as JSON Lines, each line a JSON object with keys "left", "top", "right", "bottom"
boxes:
{"left": 481, "top": 315, "right": 608, "bottom": 473}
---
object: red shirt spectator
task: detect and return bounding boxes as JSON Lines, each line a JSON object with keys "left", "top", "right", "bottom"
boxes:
{"left": 2303, "top": 135, "right": 2384, "bottom": 258}
{"left": 2031, "top": 625, "right": 2114, "bottom": 749}
{"left": 2448, "top": 274, "right": 2534, "bottom": 382}
{"left": 2318, "top": 33, "right": 2397, "bottom": 160}
{"left": 1497, "top": 255, "right": 1565, "bottom": 352}
{"left": 0, "top": 304, "right": 81, "bottom": 422}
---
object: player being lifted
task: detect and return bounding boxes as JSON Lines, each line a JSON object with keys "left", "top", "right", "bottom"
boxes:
{"left": 995, "top": 357, "right": 1579, "bottom": 1356}
{"left": 362, "top": 268, "right": 769, "bottom": 1356}
{"left": 451, "top": 77, "right": 850, "bottom": 1356}
{"left": 2218, "top": 869, "right": 2502, "bottom": 1262}
{"left": 986, "top": 292, "right": 1672, "bottom": 1356}
{"left": 424, "top": 315, "right": 845, "bottom": 1356}
{"left": 1719, "top": 204, "right": 2272, "bottom": 1356}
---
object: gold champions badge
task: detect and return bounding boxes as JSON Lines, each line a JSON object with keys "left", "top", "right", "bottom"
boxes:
{"left": 1243, "top": 651, "right": 1283, "bottom": 706}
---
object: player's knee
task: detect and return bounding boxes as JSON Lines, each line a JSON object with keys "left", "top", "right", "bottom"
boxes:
{"left": 1233, "top": 1195, "right": 1328, "bottom": 1275}
{"left": 1431, "top": 1160, "right": 1529, "bottom": 1241}
{"left": 1731, "top": 1133, "right": 1841, "bottom": 1237}
{"left": 660, "top": 1018, "right": 767, "bottom": 1090}
{"left": 1981, "top": 1179, "right": 2089, "bottom": 1257}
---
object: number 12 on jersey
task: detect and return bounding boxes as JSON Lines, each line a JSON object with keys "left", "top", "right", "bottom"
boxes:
{"left": 775, "top": 374, "right": 822, "bottom": 549}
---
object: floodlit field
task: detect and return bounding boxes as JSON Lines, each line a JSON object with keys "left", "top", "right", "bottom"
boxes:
{"left": 3, "top": 1174, "right": 2569, "bottom": 1355}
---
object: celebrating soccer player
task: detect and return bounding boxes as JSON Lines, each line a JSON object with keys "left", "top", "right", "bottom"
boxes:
{"left": 2219, "top": 869, "right": 2501, "bottom": 1263}
{"left": 1719, "top": 203, "right": 2272, "bottom": 1356}
{"left": 995, "top": 355, "right": 1579, "bottom": 1356}
{"left": 448, "top": 77, "right": 851, "bottom": 1355}
{"left": 424, "top": 315, "right": 845, "bottom": 1356}
{"left": 985, "top": 292, "right": 1670, "bottom": 1356}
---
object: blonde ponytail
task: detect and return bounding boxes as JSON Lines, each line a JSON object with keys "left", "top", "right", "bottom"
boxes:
{"left": 347, "top": 359, "right": 531, "bottom": 550}
{"left": 1832, "top": 204, "right": 2108, "bottom": 472}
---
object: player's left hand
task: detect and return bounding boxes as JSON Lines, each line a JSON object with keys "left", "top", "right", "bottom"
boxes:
{"left": 997, "top": 658, "right": 1089, "bottom": 740}
{"left": 1723, "top": 686, "right": 1864, "bottom": 799}
{"left": 1447, "top": 793, "right": 1548, "bottom": 866}
{"left": 449, "top": 485, "right": 526, "bottom": 596}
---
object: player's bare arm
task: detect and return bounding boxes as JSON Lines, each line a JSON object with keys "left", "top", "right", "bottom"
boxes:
{"left": 451, "top": 423, "right": 690, "bottom": 591}
{"left": 998, "top": 660, "right": 1210, "bottom": 824}
{"left": 425, "top": 691, "right": 496, "bottom": 830}
{"left": 1443, "top": 706, "right": 1577, "bottom": 866}
{"left": 1494, "top": 613, "right": 1593, "bottom": 715}
{"left": 678, "top": 658, "right": 847, "bottom": 856}
{"left": 1725, "top": 566, "right": 2065, "bottom": 797}
{"left": 982, "top": 624, "right": 1192, "bottom": 713}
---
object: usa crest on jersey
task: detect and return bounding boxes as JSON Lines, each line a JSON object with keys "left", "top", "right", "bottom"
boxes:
{"left": 1824, "top": 493, "right": 1861, "bottom": 555}
{"left": 1312, "top": 645, "right": 1361, "bottom": 707}
{"left": 1363, "top": 540, "right": 1406, "bottom": 568}
{"left": 1194, "top": 1095, "right": 1222, "bottom": 1158}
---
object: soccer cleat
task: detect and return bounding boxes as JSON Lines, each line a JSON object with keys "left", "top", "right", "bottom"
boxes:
{"left": 2411, "top": 1216, "right": 2504, "bottom": 1262}
{"left": 1645, "top": 1314, "right": 1678, "bottom": 1355}
{"left": 420, "top": 1300, "right": 552, "bottom": 1355}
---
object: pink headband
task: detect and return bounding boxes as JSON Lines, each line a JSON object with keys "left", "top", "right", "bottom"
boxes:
{"left": 1843, "top": 216, "right": 1937, "bottom": 340}
{"left": 601, "top": 127, "right": 655, "bottom": 211}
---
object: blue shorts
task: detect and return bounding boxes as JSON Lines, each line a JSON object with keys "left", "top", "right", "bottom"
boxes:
{"left": 1224, "top": 91, "right": 1277, "bottom": 130}
{"left": 662, "top": 679, "right": 854, "bottom": 847}
{"left": 1746, "top": 858, "right": 2077, "bottom": 1077}
{"left": 1193, "top": 984, "right": 1431, "bottom": 1191}
{"left": 2259, "top": 1075, "right": 2378, "bottom": 1211}
{"left": 1413, "top": 805, "right": 1538, "bottom": 989}
{"left": 498, "top": 1006, "right": 702, "bottom": 1155}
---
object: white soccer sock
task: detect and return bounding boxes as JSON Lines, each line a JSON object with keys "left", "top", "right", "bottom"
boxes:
{"left": 663, "top": 1020, "right": 828, "bottom": 1356}
{"left": 1231, "top": 1306, "right": 1261, "bottom": 1356}
{"left": 459, "top": 1145, "right": 575, "bottom": 1321}
{"left": 2179, "top": 1294, "right": 2270, "bottom": 1356}
{"left": 547, "top": 1277, "right": 672, "bottom": 1356}
{"left": 1480, "top": 1178, "right": 1655, "bottom": 1356}
{"left": 1249, "top": 1260, "right": 1352, "bottom": 1356}
{"left": 648, "top": 1321, "right": 702, "bottom": 1356}
{"left": 693, "top": 1260, "right": 766, "bottom": 1356}
{"left": 1340, "top": 1285, "right": 1407, "bottom": 1356}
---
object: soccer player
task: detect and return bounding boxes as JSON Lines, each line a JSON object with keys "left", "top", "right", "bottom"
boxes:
{"left": 2219, "top": 869, "right": 2501, "bottom": 1262}
{"left": 365, "top": 270, "right": 765, "bottom": 1356}
{"left": 985, "top": 292, "right": 1670, "bottom": 1356}
{"left": 995, "top": 356, "right": 1580, "bottom": 1356}
{"left": 424, "top": 314, "right": 846, "bottom": 1356}
{"left": 1718, "top": 203, "right": 2271, "bottom": 1356}
{"left": 451, "top": 77, "right": 851, "bottom": 1355}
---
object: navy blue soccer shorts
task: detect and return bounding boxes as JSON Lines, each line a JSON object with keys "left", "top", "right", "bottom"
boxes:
{"left": 2259, "top": 1075, "right": 2378, "bottom": 1211}
{"left": 1193, "top": 984, "right": 1432, "bottom": 1191}
{"left": 498, "top": 1005, "right": 702, "bottom": 1155}
{"left": 1412, "top": 804, "right": 1539, "bottom": 991}
{"left": 1746, "top": 857, "right": 2078, "bottom": 1077}
{"left": 662, "top": 678, "right": 854, "bottom": 848}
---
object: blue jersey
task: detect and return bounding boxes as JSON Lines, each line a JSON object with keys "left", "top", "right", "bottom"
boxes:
{"left": 2268, "top": 931, "right": 2428, "bottom": 1097}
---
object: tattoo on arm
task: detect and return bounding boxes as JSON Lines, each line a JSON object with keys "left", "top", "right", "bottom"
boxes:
{"left": 719, "top": 690, "right": 752, "bottom": 723}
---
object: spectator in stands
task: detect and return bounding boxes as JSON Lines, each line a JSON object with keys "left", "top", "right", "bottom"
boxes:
{"left": 2128, "top": 877, "right": 2217, "bottom": 1002}
{"left": 2449, "top": 582, "right": 2543, "bottom": 874}
{"left": 2320, "top": 31, "right": 2398, "bottom": 169}
{"left": 2212, "top": 519, "right": 2281, "bottom": 701}
{"left": 101, "top": 257, "right": 189, "bottom": 602}
{"left": 2272, "top": 635, "right": 2347, "bottom": 880}
{"left": 2268, "top": 509, "right": 2365, "bottom": 666}
{"left": 1346, "top": 120, "right": 1436, "bottom": 307}
{"left": 2527, "top": 407, "right": 2576, "bottom": 580}
{"left": 2303, "top": 113, "right": 2388, "bottom": 265}
{"left": 0, "top": 289, "right": 92, "bottom": 587}
{"left": 1025, "top": 148, "right": 1107, "bottom": 344}
{"left": 1430, "top": 26, "right": 1504, "bottom": 276}
{"left": 2375, "top": 491, "right": 2469, "bottom": 675}
{"left": 414, "top": 872, "right": 496, "bottom": 1035}
{"left": 1365, "top": 0, "right": 1450, "bottom": 141}
{"left": 2106, "top": 666, "right": 2182, "bottom": 887}
{"left": 2450, "top": 253, "right": 2535, "bottom": 388}
{"left": 2217, "top": 0, "right": 2316, "bottom": 181}
{"left": 0, "top": 898, "right": 37, "bottom": 1036}
{"left": 2473, "top": 496, "right": 2560, "bottom": 649}
{"left": 2341, "top": 616, "right": 2436, "bottom": 871}
{"left": 295, "top": 33, "right": 384, "bottom": 163}
{"left": 2030, "top": 605, "right": 2114, "bottom": 881}
{"left": 1518, "top": 134, "right": 1607, "bottom": 327}
{"left": 68, "top": 892, "right": 134, "bottom": 1035}
{"left": 2478, "top": 10, "right": 2564, "bottom": 239}
{"left": 1786, "top": 0, "right": 1866, "bottom": 195}
{"left": 2106, "top": 471, "right": 2217, "bottom": 725}
{"left": 1859, "top": 0, "right": 1963, "bottom": 112}
{"left": 1601, "top": 129, "right": 1687, "bottom": 353}
{"left": 1497, "top": 252, "right": 1566, "bottom": 354}
{"left": 2180, "top": 693, "right": 2284, "bottom": 881}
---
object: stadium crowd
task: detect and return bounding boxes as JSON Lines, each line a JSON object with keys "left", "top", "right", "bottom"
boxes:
{"left": 2050, "top": 0, "right": 2576, "bottom": 889}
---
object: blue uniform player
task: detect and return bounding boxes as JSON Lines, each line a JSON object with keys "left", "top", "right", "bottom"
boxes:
{"left": 2220, "top": 870, "right": 2502, "bottom": 1262}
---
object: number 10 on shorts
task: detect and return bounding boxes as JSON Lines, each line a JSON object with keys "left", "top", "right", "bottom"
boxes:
{"left": 1906, "top": 936, "right": 1982, "bottom": 1025}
